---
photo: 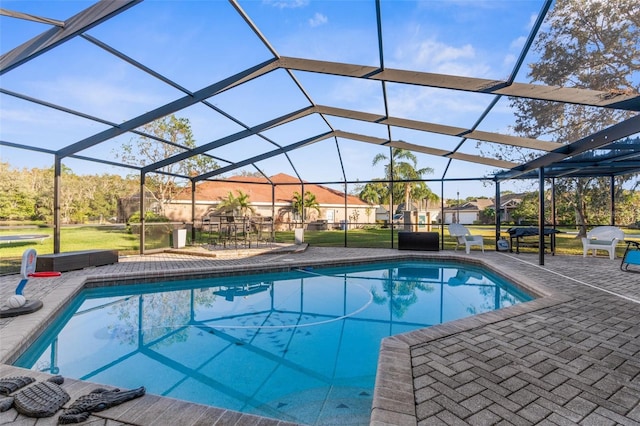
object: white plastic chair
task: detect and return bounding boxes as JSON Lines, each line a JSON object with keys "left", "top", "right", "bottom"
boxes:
{"left": 581, "top": 226, "right": 624, "bottom": 259}
{"left": 448, "top": 224, "right": 484, "bottom": 254}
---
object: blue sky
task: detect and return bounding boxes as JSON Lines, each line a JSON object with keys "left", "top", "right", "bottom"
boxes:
{"left": 0, "top": 0, "right": 550, "bottom": 198}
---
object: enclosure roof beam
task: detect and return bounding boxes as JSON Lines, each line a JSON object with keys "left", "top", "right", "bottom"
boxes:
{"left": 0, "top": 8, "right": 64, "bottom": 27}
{"left": 278, "top": 57, "right": 640, "bottom": 111}
{"left": 0, "top": 0, "right": 142, "bottom": 75}
{"left": 333, "top": 130, "right": 518, "bottom": 169}
{"left": 495, "top": 114, "right": 640, "bottom": 181}
{"left": 314, "top": 105, "right": 559, "bottom": 151}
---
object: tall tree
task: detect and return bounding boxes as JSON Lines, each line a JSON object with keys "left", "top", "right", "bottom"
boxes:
{"left": 485, "top": 0, "right": 639, "bottom": 235}
{"left": 114, "top": 114, "right": 219, "bottom": 214}
{"left": 292, "top": 191, "right": 320, "bottom": 221}
{"left": 216, "top": 190, "right": 255, "bottom": 217}
{"left": 372, "top": 148, "right": 436, "bottom": 210}
{"left": 0, "top": 162, "right": 35, "bottom": 220}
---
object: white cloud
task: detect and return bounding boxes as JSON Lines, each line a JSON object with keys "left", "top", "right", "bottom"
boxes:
{"left": 503, "top": 53, "right": 517, "bottom": 68}
{"left": 27, "top": 77, "right": 165, "bottom": 122}
{"left": 510, "top": 35, "right": 527, "bottom": 51}
{"left": 308, "top": 12, "right": 328, "bottom": 28}
{"left": 393, "top": 37, "right": 491, "bottom": 78}
{"left": 262, "top": 0, "right": 309, "bottom": 9}
{"left": 527, "top": 12, "right": 539, "bottom": 30}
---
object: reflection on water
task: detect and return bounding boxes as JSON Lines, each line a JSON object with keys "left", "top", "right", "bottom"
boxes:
{"left": 16, "top": 261, "right": 531, "bottom": 425}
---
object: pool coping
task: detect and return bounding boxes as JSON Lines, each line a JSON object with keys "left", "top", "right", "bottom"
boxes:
{"left": 0, "top": 250, "right": 569, "bottom": 425}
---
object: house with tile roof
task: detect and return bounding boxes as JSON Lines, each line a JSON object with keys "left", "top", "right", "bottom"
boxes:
{"left": 164, "top": 173, "right": 376, "bottom": 230}
{"left": 441, "top": 195, "right": 524, "bottom": 225}
{"left": 442, "top": 198, "right": 494, "bottom": 225}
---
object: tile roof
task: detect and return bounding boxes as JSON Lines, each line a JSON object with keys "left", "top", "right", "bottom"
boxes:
{"left": 176, "top": 173, "right": 369, "bottom": 206}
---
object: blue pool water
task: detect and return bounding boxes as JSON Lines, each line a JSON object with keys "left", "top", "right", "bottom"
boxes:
{"left": 15, "top": 261, "right": 532, "bottom": 425}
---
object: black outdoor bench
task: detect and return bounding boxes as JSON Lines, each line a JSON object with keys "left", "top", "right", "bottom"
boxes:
{"left": 36, "top": 249, "right": 118, "bottom": 272}
{"left": 397, "top": 231, "right": 439, "bottom": 251}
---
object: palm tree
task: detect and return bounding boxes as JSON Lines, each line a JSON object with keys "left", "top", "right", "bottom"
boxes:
{"left": 359, "top": 182, "right": 383, "bottom": 205}
{"left": 217, "top": 190, "right": 255, "bottom": 216}
{"left": 292, "top": 191, "right": 320, "bottom": 221}
{"left": 373, "top": 148, "right": 435, "bottom": 211}
{"left": 234, "top": 190, "right": 255, "bottom": 217}
{"left": 370, "top": 268, "right": 434, "bottom": 318}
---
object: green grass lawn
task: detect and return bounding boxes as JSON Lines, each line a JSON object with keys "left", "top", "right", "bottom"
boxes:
{"left": 1, "top": 225, "right": 636, "bottom": 275}
{"left": 0, "top": 225, "right": 162, "bottom": 274}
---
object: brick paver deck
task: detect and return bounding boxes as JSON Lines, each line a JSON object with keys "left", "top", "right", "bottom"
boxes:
{"left": 1, "top": 246, "right": 639, "bottom": 425}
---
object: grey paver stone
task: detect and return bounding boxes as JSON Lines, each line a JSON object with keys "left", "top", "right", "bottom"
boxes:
{"left": 592, "top": 376, "right": 623, "bottom": 395}
{"left": 624, "top": 403, "right": 640, "bottom": 422}
{"left": 466, "top": 408, "right": 503, "bottom": 425}
{"left": 535, "top": 397, "right": 586, "bottom": 423}
{"left": 450, "top": 359, "right": 475, "bottom": 373}
{"left": 563, "top": 395, "right": 597, "bottom": 417}
{"left": 593, "top": 406, "right": 640, "bottom": 426}
{"left": 451, "top": 369, "right": 480, "bottom": 385}
{"left": 577, "top": 365, "right": 607, "bottom": 384}
{"left": 531, "top": 361, "right": 558, "bottom": 376}
{"left": 606, "top": 387, "right": 639, "bottom": 410}
{"left": 460, "top": 393, "right": 493, "bottom": 414}
{"left": 588, "top": 346, "right": 614, "bottom": 360}
{"left": 455, "top": 382, "right": 486, "bottom": 398}
{"left": 507, "top": 388, "right": 538, "bottom": 407}
{"left": 501, "top": 376, "right": 529, "bottom": 393}
{"left": 413, "top": 373, "right": 437, "bottom": 390}
{"left": 545, "top": 412, "right": 581, "bottom": 426}
{"left": 616, "top": 361, "right": 640, "bottom": 378}
{"left": 579, "top": 411, "right": 617, "bottom": 426}
{"left": 434, "top": 410, "right": 469, "bottom": 426}
{"left": 540, "top": 370, "right": 569, "bottom": 387}
{"left": 493, "top": 365, "right": 520, "bottom": 380}
{"left": 550, "top": 382, "right": 582, "bottom": 403}
{"left": 430, "top": 381, "right": 466, "bottom": 403}
{"left": 432, "top": 394, "right": 472, "bottom": 419}
{"left": 414, "top": 385, "right": 440, "bottom": 404}
{"left": 415, "top": 400, "right": 443, "bottom": 419}
{"left": 418, "top": 415, "right": 449, "bottom": 426}
{"left": 486, "top": 403, "right": 532, "bottom": 426}
{"left": 517, "top": 402, "right": 552, "bottom": 423}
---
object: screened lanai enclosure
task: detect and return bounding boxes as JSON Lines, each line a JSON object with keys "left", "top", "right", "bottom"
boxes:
{"left": 1, "top": 0, "right": 639, "bottom": 263}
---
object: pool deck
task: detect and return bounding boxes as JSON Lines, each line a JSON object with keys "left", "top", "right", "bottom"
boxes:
{"left": 1, "top": 245, "right": 640, "bottom": 425}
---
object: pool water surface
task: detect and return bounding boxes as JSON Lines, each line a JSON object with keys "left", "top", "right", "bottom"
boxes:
{"left": 15, "top": 261, "right": 532, "bottom": 425}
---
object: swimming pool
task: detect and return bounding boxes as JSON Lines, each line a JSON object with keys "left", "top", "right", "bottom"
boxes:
{"left": 15, "top": 260, "right": 532, "bottom": 425}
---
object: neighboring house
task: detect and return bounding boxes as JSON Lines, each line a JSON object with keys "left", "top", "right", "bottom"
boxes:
{"left": 164, "top": 173, "right": 376, "bottom": 230}
{"left": 376, "top": 204, "right": 441, "bottom": 228}
{"left": 442, "top": 198, "right": 494, "bottom": 225}
{"left": 492, "top": 193, "right": 525, "bottom": 223}
{"left": 441, "top": 195, "right": 525, "bottom": 225}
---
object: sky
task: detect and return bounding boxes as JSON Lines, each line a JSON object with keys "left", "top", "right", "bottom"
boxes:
{"left": 0, "top": 0, "right": 554, "bottom": 199}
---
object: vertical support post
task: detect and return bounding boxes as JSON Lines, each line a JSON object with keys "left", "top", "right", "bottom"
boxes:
{"left": 495, "top": 181, "right": 501, "bottom": 250}
{"left": 344, "top": 181, "right": 348, "bottom": 247}
{"left": 538, "top": 168, "right": 545, "bottom": 266}
{"left": 551, "top": 178, "right": 556, "bottom": 229}
{"left": 191, "top": 180, "right": 196, "bottom": 244}
{"left": 440, "top": 180, "right": 444, "bottom": 250}
{"left": 389, "top": 146, "right": 395, "bottom": 249}
{"left": 301, "top": 182, "right": 305, "bottom": 230}
{"left": 271, "top": 184, "right": 276, "bottom": 241}
{"left": 140, "top": 172, "right": 146, "bottom": 255}
{"left": 53, "top": 155, "right": 62, "bottom": 254}
{"left": 610, "top": 176, "right": 615, "bottom": 226}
